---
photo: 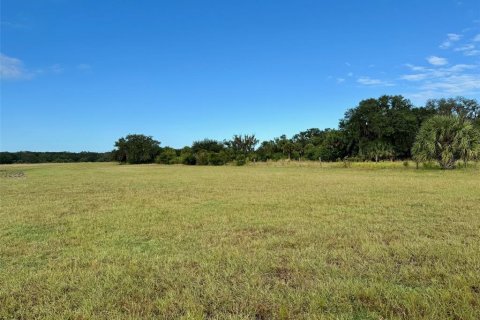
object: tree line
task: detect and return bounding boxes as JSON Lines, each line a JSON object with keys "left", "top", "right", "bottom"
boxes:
{"left": 0, "top": 151, "right": 112, "bottom": 164}
{"left": 2, "top": 95, "right": 479, "bottom": 169}
{"left": 110, "top": 95, "right": 480, "bottom": 169}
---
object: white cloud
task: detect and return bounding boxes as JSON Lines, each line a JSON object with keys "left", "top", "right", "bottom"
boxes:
{"left": 347, "top": 72, "right": 353, "bottom": 77}
{"left": 0, "top": 53, "right": 32, "bottom": 80}
{"left": 421, "top": 74, "right": 480, "bottom": 94}
{"left": 336, "top": 78, "right": 345, "bottom": 83}
{"left": 357, "top": 76, "right": 394, "bottom": 86}
{"left": 401, "top": 64, "right": 478, "bottom": 81}
{"left": 440, "top": 41, "right": 451, "bottom": 49}
{"left": 440, "top": 33, "right": 462, "bottom": 48}
{"left": 444, "top": 64, "right": 477, "bottom": 72}
{"left": 427, "top": 56, "right": 448, "bottom": 66}
{"left": 473, "top": 34, "right": 480, "bottom": 42}
{"left": 454, "top": 44, "right": 475, "bottom": 51}
{"left": 453, "top": 43, "right": 479, "bottom": 56}
{"left": 405, "top": 64, "right": 426, "bottom": 71}
{"left": 447, "top": 33, "right": 462, "bottom": 41}
{"left": 464, "top": 49, "right": 480, "bottom": 56}
{"left": 0, "top": 53, "right": 73, "bottom": 80}
{"left": 402, "top": 61, "right": 480, "bottom": 101}
{"left": 401, "top": 74, "right": 428, "bottom": 81}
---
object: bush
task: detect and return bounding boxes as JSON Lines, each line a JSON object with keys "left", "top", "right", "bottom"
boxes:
{"left": 342, "top": 157, "right": 351, "bottom": 168}
{"left": 155, "top": 148, "right": 177, "bottom": 164}
{"left": 209, "top": 153, "right": 225, "bottom": 166}
{"left": 422, "top": 161, "right": 438, "bottom": 169}
{"left": 195, "top": 151, "right": 210, "bottom": 165}
{"left": 235, "top": 155, "right": 246, "bottom": 166}
{"left": 181, "top": 153, "right": 196, "bottom": 165}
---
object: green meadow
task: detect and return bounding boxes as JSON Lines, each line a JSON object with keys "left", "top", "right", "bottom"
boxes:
{"left": 1, "top": 162, "right": 479, "bottom": 319}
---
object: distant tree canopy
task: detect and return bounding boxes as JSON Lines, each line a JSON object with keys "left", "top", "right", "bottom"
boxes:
{"left": 0, "top": 151, "right": 111, "bottom": 164}
{"left": 3, "top": 95, "right": 479, "bottom": 168}
{"left": 339, "top": 95, "right": 434, "bottom": 159}
{"left": 225, "top": 134, "right": 259, "bottom": 157}
{"left": 191, "top": 139, "right": 225, "bottom": 154}
{"left": 113, "top": 134, "right": 160, "bottom": 164}
{"left": 425, "top": 97, "right": 480, "bottom": 124}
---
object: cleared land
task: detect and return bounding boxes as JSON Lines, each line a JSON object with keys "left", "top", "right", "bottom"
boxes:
{"left": 1, "top": 162, "right": 479, "bottom": 319}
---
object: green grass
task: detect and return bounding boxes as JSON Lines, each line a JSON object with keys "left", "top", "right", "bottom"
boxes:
{"left": 1, "top": 162, "right": 479, "bottom": 319}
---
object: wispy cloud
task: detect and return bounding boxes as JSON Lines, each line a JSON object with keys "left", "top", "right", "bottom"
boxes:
{"left": 440, "top": 33, "right": 462, "bottom": 48}
{"left": 357, "top": 76, "right": 394, "bottom": 86}
{"left": 427, "top": 56, "right": 448, "bottom": 66}
{"left": 402, "top": 64, "right": 477, "bottom": 81}
{"left": 401, "top": 73, "right": 428, "bottom": 81}
{"left": 409, "top": 74, "right": 480, "bottom": 102}
{"left": 465, "top": 50, "right": 480, "bottom": 56}
{"left": 47, "top": 64, "right": 64, "bottom": 74}
{"left": 332, "top": 25, "right": 479, "bottom": 100}
{"left": 421, "top": 74, "right": 480, "bottom": 93}
{"left": 77, "top": 63, "right": 92, "bottom": 71}
{"left": 445, "top": 64, "right": 477, "bottom": 72}
{"left": 402, "top": 62, "right": 480, "bottom": 100}
{"left": 454, "top": 44, "right": 475, "bottom": 52}
{"left": 439, "top": 30, "right": 480, "bottom": 56}
{"left": 405, "top": 64, "right": 426, "bottom": 71}
{"left": 0, "top": 20, "right": 29, "bottom": 30}
{"left": 402, "top": 24, "right": 480, "bottom": 101}
{"left": 0, "top": 52, "right": 90, "bottom": 81}
{"left": 33, "top": 64, "right": 65, "bottom": 76}
{"left": 448, "top": 34, "right": 480, "bottom": 56}
{"left": 0, "top": 53, "right": 32, "bottom": 80}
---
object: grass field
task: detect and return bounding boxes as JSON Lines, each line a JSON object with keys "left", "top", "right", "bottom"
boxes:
{"left": 1, "top": 162, "right": 479, "bottom": 319}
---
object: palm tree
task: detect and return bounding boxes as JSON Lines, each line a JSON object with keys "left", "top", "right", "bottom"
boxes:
{"left": 364, "top": 140, "right": 395, "bottom": 162}
{"left": 412, "top": 115, "right": 480, "bottom": 169}
{"left": 455, "top": 121, "right": 480, "bottom": 167}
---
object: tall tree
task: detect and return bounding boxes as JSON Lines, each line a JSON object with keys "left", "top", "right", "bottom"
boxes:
{"left": 113, "top": 134, "right": 160, "bottom": 164}
{"left": 226, "top": 134, "right": 259, "bottom": 157}
{"left": 340, "top": 95, "right": 424, "bottom": 159}
{"left": 191, "top": 139, "right": 224, "bottom": 154}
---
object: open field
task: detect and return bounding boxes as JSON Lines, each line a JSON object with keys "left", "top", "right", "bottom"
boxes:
{"left": 1, "top": 162, "right": 479, "bottom": 319}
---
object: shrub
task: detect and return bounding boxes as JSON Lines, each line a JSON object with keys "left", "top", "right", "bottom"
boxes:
{"left": 235, "top": 155, "right": 246, "bottom": 166}
{"left": 209, "top": 153, "right": 225, "bottom": 166}
{"left": 195, "top": 151, "right": 210, "bottom": 165}
{"left": 155, "top": 147, "right": 177, "bottom": 164}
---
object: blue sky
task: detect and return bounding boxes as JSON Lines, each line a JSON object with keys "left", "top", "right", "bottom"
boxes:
{"left": 1, "top": 0, "right": 480, "bottom": 152}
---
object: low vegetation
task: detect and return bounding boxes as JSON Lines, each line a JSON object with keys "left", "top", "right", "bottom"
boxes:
{"left": 1, "top": 162, "right": 479, "bottom": 319}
